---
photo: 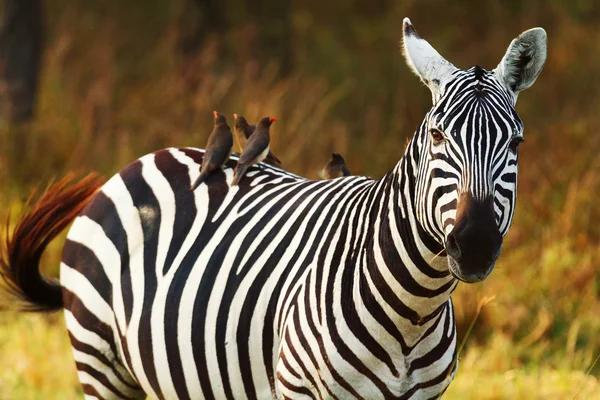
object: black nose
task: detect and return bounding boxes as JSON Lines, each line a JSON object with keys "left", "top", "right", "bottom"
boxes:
{"left": 446, "top": 194, "right": 503, "bottom": 282}
{"left": 445, "top": 233, "right": 461, "bottom": 260}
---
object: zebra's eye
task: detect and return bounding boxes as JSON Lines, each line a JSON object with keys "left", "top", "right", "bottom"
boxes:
{"left": 430, "top": 129, "right": 445, "bottom": 145}
{"left": 509, "top": 137, "right": 524, "bottom": 153}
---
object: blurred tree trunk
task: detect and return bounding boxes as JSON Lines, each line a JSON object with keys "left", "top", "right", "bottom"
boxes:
{"left": 0, "top": 0, "right": 43, "bottom": 189}
{"left": 0, "top": 0, "right": 43, "bottom": 122}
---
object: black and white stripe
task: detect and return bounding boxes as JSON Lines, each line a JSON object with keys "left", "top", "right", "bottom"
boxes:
{"left": 412, "top": 66, "right": 523, "bottom": 244}
{"left": 62, "top": 148, "right": 459, "bottom": 399}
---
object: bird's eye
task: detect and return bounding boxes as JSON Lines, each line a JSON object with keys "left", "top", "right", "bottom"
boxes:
{"left": 430, "top": 128, "right": 445, "bottom": 144}
{"left": 509, "top": 137, "right": 524, "bottom": 153}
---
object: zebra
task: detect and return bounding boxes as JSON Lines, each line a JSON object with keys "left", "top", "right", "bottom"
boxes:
{"left": 0, "top": 18, "right": 546, "bottom": 399}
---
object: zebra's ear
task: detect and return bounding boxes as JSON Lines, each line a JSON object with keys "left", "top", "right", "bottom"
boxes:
{"left": 401, "top": 18, "right": 457, "bottom": 98}
{"left": 494, "top": 28, "right": 547, "bottom": 98}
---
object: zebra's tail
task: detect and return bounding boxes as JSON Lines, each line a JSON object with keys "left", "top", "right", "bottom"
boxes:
{"left": 0, "top": 173, "right": 105, "bottom": 312}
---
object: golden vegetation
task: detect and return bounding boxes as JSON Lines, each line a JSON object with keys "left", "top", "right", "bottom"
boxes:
{"left": 0, "top": 0, "right": 599, "bottom": 398}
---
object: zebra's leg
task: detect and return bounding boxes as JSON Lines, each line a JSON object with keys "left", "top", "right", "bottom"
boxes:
{"left": 64, "top": 305, "right": 146, "bottom": 399}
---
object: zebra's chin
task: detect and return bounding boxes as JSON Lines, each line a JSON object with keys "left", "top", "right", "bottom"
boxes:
{"left": 447, "top": 256, "right": 495, "bottom": 283}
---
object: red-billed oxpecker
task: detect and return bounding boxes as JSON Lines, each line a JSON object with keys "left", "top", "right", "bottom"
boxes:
{"left": 190, "top": 111, "right": 233, "bottom": 191}
{"left": 231, "top": 116, "right": 276, "bottom": 186}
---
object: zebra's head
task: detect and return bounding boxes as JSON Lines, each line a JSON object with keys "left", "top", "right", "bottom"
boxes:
{"left": 402, "top": 18, "right": 547, "bottom": 283}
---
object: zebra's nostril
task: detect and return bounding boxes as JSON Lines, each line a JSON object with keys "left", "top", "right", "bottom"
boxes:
{"left": 445, "top": 234, "right": 462, "bottom": 260}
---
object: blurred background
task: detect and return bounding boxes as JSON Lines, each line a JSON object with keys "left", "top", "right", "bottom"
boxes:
{"left": 0, "top": 0, "right": 599, "bottom": 398}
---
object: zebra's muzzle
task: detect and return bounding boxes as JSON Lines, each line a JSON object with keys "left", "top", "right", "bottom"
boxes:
{"left": 447, "top": 256, "right": 496, "bottom": 283}
{"left": 444, "top": 193, "right": 503, "bottom": 283}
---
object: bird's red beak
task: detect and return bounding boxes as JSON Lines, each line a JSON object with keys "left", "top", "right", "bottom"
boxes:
{"left": 269, "top": 117, "right": 277, "bottom": 123}
{"left": 233, "top": 113, "right": 238, "bottom": 120}
{"left": 213, "top": 111, "right": 218, "bottom": 119}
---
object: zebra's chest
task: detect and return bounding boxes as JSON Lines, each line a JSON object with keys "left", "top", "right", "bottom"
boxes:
{"left": 275, "top": 296, "right": 457, "bottom": 399}
{"left": 275, "top": 327, "right": 412, "bottom": 398}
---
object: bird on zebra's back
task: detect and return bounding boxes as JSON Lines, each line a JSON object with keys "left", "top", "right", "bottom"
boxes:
{"left": 319, "top": 152, "right": 351, "bottom": 179}
{"left": 231, "top": 116, "right": 276, "bottom": 186}
{"left": 190, "top": 111, "right": 233, "bottom": 191}
{"left": 232, "top": 113, "right": 252, "bottom": 151}
{"left": 233, "top": 113, "right": 282, "bottom": 167}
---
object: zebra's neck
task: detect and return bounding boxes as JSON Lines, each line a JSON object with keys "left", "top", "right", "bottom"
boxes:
{"left": 353, "top": 145, "right": 457, "bottom": 343}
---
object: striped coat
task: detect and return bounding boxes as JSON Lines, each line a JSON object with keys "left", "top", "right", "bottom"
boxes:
{"left": 60, "top": 148, "right": 457, "bottom": 399}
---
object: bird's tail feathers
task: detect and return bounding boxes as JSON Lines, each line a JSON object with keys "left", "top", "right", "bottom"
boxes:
{"left": 231, "top": 164, "right": 249, "bottom": 186}
{"left": 190, "top": 171, "right": 209, "bottom": 190}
